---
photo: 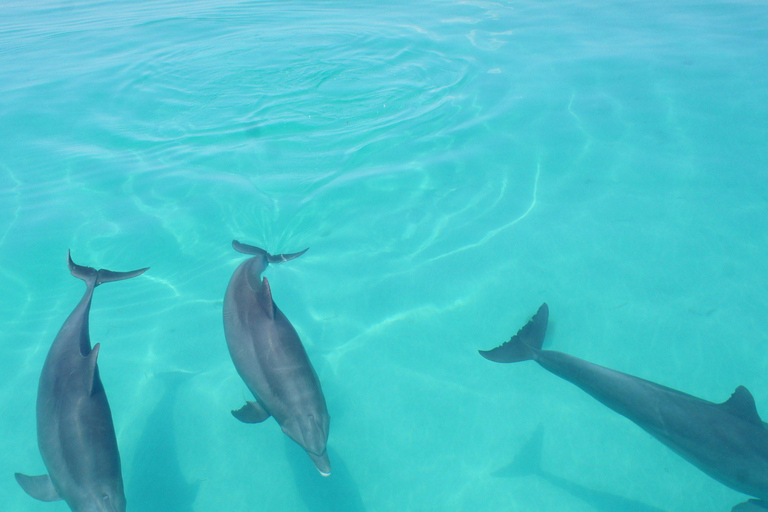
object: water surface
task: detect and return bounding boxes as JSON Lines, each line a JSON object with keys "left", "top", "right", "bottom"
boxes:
{"left": 2, "top": 1, "right": 768, "bottom": 510}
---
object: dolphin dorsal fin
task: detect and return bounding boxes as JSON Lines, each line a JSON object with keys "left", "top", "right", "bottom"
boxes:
{"left": 722, "top": 386, "right": 763, "bottom": 425}
{"left": 258, "top": 276, "right": 275, "bottom": 319}
{"left": 84, "top": 344, "right": 101, "bottom": 396}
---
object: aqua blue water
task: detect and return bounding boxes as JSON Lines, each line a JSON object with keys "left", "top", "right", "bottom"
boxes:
{"left": 2, "top": 1, "right": 768, "bottom": 510}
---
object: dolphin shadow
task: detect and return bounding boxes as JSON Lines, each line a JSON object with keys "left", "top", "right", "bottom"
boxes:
{"left": 731, "top": 499, "right": 768, "bottom": 512}
{"left": 494, "top": 427, "right": 670, "bottom": 512}
{"left": 284, "top": 438, "right": 366, "bottom": 512}
{"left": 733, "top": 500, "right": 768, "bottom": 512}
{"left": 127, "top": 371, "right": 199, "bottom": 512}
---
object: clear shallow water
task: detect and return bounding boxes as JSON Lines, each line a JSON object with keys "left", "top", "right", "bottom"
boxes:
{"left": 1, "top": 1, "right": 768, "bottom": 510}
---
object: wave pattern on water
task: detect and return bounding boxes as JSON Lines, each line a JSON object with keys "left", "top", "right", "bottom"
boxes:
{"left": 1, "top": 1, "right": 768, "bottom": 511}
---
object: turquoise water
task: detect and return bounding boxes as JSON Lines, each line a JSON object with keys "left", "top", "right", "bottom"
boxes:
{"left": 2, "top": 0, "right": 768, "bottom": 510}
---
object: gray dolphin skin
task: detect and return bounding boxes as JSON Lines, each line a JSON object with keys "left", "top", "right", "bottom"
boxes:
{"left": 223, "top": 240, "right": 331, "bottom": 476}
{"left": 480, "top": 303, "right": 768, "bottom": 511}
{"left": 15, "top": 252, "right": 148, "bottom": 512}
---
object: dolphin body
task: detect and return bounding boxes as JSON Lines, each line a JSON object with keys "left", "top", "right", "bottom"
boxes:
{"left": 480, "top": 303, "right": 768, "bottom": 511}
{"left": 16, "top": 253, "right": 148, "bottom": 512}
{"left": 223, "top": 240, "right": 331, "bottom": 476}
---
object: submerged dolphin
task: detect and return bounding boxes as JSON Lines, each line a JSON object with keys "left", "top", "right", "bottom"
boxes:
{"left": 16, "top": 252, "right": 148, "bottom": 512}
{"left": 223, "top": 240, "right": 331, "bottom": 476}
{"left": 479, "top": 303, "right": 768, "bottom": 511}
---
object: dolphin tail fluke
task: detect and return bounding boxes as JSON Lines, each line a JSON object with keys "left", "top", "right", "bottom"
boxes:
{"left": 14, "top": 473, "right": 62, "bottom": 502}
{"left": 478, "top": 303, "right": 548, "bottom": 363}
{"left": 68, "top": 251, "right": 149, "bottom": 287}
{"left": 232, "top": 240, "right": 308, "bottom": 263}
{"left": 491, "top": 426, "right": 544, "bottom": 478}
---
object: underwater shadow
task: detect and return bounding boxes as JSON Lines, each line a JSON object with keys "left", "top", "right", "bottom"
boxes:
{"left": 127, "top": 371, "right": 199, "bottom": 512}
{"left": 733, "top": 500, "right": 768, "bottom": 511}
{"left": 284, "top": 438, "right": 366, "bottom": 512}
{"left": 494, "top": 427, "right": 669, "bottom": 512}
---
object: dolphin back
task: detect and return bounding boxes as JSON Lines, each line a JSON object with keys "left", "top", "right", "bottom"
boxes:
{"left": 479, "top": 303, "right": 549, "bottom": 363}
{"left": 232, "top": 240, "right": 308, "bottom": 263}
{"left": 68, "top": 251, "right": 149, "bottom": 287}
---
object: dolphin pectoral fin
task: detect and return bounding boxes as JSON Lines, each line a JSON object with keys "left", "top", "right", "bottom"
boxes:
{"left": 258, "top": 277, "right": 275, "bottom": 319}
{"left": 722, "top": 386, "right": 763, "bottom": 425}
{"left": 732, "top": 499, "right": 768, "bottom": 511}
{"left": 15, "top": 473, "right": 62, "bottom": 502}
{"left": 479, "top": 303, "right": 549, "bottom": 363}
{"left": 84, "top": 343, "right": 101, "bottom": 396}
{"left": 232, "top": 401, "right": 271, "bottom": 423}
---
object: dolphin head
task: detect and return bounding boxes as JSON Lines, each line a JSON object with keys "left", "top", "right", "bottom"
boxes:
{"left": 282, "top": 413, "right": 331, "bottom": 476}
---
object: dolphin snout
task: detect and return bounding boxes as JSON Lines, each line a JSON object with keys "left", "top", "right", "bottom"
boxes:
{"left": 81, "top": 493, "right": 123, "bottom": 512}
{"left": 308, "top": 450, "right": 331, "bottom": 477}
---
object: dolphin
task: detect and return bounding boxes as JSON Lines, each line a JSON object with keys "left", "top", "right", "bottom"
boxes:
{"left": 223, "top": 240, "right": 331, "bottom": 476}
{"left": 479, "top": 303, "right": 768, "bottom": 511}
{"left": 15, "top": 252, "right": 148, "bottom": 512}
